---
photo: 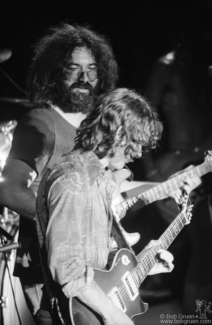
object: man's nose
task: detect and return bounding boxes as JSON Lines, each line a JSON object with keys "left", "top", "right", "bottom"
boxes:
{"left": 79, "top": 71, "right": 89, "bottom": 82}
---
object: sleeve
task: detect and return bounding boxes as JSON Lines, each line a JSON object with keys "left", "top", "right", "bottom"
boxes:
{"left": 46, "top": 170, "right": 94, "bottom": 298}
{"left": 8, "top": 109, "right": 54, "bottom": 175}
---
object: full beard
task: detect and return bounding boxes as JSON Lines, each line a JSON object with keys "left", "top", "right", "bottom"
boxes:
{"left": 53, "top": 81, "right": 97, "bottom": 114}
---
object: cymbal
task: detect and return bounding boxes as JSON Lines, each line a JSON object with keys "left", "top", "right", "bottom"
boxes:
{"left": 209, "top": 65, "right": 212, "bottom": 77}
{"left": 0, "top": 48, "right": 12, "bottom": 64}
{"left": 0, "top": 97, "right": 32, "bottom": 107}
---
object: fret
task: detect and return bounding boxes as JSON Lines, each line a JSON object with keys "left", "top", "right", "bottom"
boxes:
{"left": 163, "top": 226, "right": 175, "bottom": 245}
{"left": 134, "top": 196, "right": 192, "bottom": 289}
{"left": 178, "top": 217, "right": 185, "bottom": 229}
{"left": 194, "top": 166, "right": 200, "bottom": 176}
{"left": 170, "top": 225, "right": 177, "bottom": 237}
{"left": 171, "top": 219, "right": 181, "bottom": 233}
{"left": 146, "top": 250, "right": 154, "bottom": 268}
{"left": 196, "top": 166, "right": 201, "bottom": 176}
{"left": 154, "top": 186, "right": 161, "bottom": 200}
{"left": 162, "top": 181, "right": 168, "bottom": 195}
{"left": 137, "top": 263, "right": 146, "bottom": 282}
{"left": 149, "top": 246, "right": 159, "bottom": 266}
{"left": 138, "top": 245, "right": 159, "bottom": 281}
{"left": 167, "top": 227, "right": 174, "bottom": 241}
{"left": 134, "top": 268, "right": 141, "bottom": 286}
{"left": 149, "top": 188, "right": 156, "bottom": 202}
{"left": 168, "top": 179, "right": 176, "bottom": 192}
{"left": 161, "top": 211, "right": 187, "bottom": 249}
{"left": 174, "top": 220, "right": 181, "bottom": 233}
{"left": 205, "top": 162, "right": 212, "bottom": 173}
{"left": 137, "top": 263, "right": 148, "bottom": 284}
{"left": 145, "top": 190, "right": 151, "bottom": 203}
{"left": 142, "top": 258, "right": 149, "bottom": 274}
{"left": 156, "top": 185, "right": 164, "bottom": 198}
{"left": 162, "top": 232, "right": 169, "bottom": 249}
{"left": 127, "top": 155, "right": 212, "bottom": 214}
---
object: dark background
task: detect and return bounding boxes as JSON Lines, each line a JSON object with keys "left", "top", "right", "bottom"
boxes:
{"left": 1, "top": 0, "right": 211, "bottom": 122}
{"left": 1, "top": 0, "right": 212, "bottom": 310}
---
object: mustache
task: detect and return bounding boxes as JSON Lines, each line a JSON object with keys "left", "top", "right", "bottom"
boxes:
{"left": 69, "top": 81, "right": 94, "bottom": 92}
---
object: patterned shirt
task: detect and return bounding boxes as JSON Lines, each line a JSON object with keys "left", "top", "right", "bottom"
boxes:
{"left": 45, "top": 151, "right": 117, "bottom": 298}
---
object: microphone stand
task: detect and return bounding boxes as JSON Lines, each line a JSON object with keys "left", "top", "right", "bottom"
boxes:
{"left": 0, "top": 242, "right": 19, "bottom": 253}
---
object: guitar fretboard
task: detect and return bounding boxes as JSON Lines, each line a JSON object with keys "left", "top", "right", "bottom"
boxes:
{"left": 129, "top": 160, "right": 211, "bottom": 211}
{"left": 133, "top": 204, "right": 190, "bottom": 287}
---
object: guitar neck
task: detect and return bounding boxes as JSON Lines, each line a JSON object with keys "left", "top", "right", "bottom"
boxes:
{"left": 135, "top": 208, "right": 188, "bottom": 286}
{"left": 130, "top": 160, "right": 210, "bottom": 211}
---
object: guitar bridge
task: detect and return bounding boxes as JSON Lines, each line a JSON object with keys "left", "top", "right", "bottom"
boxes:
{"left": 108, "top": 287, "right": 126, "bottom": 313}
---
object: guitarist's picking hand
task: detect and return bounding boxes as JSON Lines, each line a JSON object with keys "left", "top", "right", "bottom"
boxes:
{"left": 76, "top": 279, "right": 133, "bottom": 325}
{"left": 103, "top": 302, "right": 134, "bottom": 325}
{"left": 145, "top": 240, "right": 174, "bottom": 275}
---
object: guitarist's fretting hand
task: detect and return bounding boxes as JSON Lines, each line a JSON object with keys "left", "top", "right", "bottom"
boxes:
{"left": 144, "top": 239, "right": 174, "bottom": 275}
{"left": 168, "top": 165, "right": 202, "bottom": 203}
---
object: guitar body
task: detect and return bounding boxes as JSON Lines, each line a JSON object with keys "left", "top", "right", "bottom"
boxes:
{"left": 72, "top": 249, "right": 148, "bottom": 325}
{"left": 68, "top": 198, "right": 192, "bottom": 325}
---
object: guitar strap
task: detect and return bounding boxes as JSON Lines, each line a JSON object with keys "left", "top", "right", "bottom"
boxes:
{"left": 111, "top": 216, "right": 136, "bottom": 254}
{"left": 105, "top": 215, "right": 137, "bottom": 272}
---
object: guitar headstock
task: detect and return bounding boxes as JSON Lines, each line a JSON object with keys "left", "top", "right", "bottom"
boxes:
{"left": 204, "top": 150, "right": 212, "bottom": 171}
{"left": 181, "top": 194, "right": 193, "bottom": 225}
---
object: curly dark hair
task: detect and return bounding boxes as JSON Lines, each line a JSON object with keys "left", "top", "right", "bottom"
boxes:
{"left": 75, "top": 88, "right": 163, "bottom": 159}
{"left": 27, "top": 23, "right": 118, "bottom": 108}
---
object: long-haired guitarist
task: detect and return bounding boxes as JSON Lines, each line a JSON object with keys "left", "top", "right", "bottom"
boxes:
{"left": 36, "top": 88, "right": 200, "bottom": 325}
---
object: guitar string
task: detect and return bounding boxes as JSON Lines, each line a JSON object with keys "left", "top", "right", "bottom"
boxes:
{"left": 113, "top": 161, "right": 198, "bottom": 303}
{"left": 116, "top": 209, "right": 188, "bottom": 300}
{"left": 117, "top": 244, "right": 160, "bottom": 299}
{"left": 137, "top": 163, "right": 205, "bottom": 208}
{"left": 117, "top": 243, "right": 162, "bottom": 299}
{"left": 131, "top": 209, "right": 187, "bottom": 287}
{"left": 117, "top": 219, "right": 183, "bottom": 298}
{"left": 121, "top": 159, "right": 209, "bottom": 213}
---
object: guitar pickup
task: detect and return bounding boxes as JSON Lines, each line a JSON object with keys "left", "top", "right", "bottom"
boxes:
{"left": 122, "top": 271, "right": 139, "bottom": 301}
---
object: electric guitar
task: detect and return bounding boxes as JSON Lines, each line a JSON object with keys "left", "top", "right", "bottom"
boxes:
{"left": 113, "top": 151, "right": 212, "bottom": 247}
{"left": 71, "top": 195, "right": 193, "bottom": 325}
{"left": 117, "top": 150, "right": 212, "bottom": 214}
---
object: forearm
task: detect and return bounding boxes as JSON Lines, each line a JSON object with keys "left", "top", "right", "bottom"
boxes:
{"left": 120, "top": 179, "right": 158, "bottom": 193}
{"left": 120, "top": 180, "right": 159, "bottom": 199}
{"left": 75, "top": 280, "right": 133, "bottom": 325}
{"left": 77, "top": 279, "right": 114, "bottom": 319}
{"left": 0, "top": 159, "right": 37, "bottom": 219}
{"left": 0, "top": 181, "right": 36, "bottom": 219}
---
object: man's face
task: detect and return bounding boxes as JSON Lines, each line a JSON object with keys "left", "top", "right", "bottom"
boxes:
{"left": 64, "top": 47, "right": 98, "bottom": 93}
{"left": 108, "top": 143, "right": 142, "bottom": 170}
{"left": 108, "top": 145, "right": 129, "bottom": 170}
{"left": 56, "top": 47, "right": 98, "bottom": 114}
